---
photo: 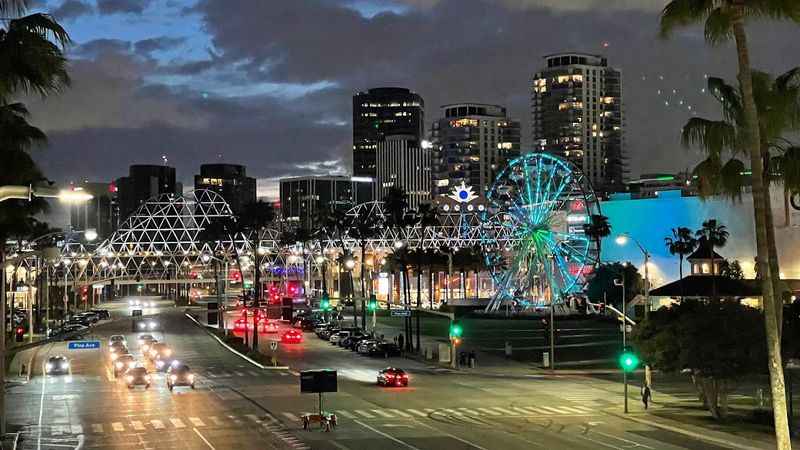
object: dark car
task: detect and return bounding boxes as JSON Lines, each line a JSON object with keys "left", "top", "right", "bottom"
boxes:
{"left": 147, "top": 342, "right": 172, "bottom": 361}
{"left": 318, "top": 327, "right": 339, "bottom": 340}
{"left": 357, "top": 339, "right": 378, "bottom": 354}
{"left": 124, "top": 366, "right": 151, "bottom": 389}
{"left": 294, "top": 317, "right": 322, "bottom": 331}
{"left": 369, "top": 342, "right": 401, "bottom": 358}
{"left": 154, "top": 354, "right": 179, "bottom": 372}
{"left": 45, "top": 356, "right": 70, "bottom": 375}
{"left": 377, "top": 367, "right": 408, "bottom": 387}
{"left": 67, "top": 315, "right": 93, "bottom": 327}
{"left": 77, "top": 312, "right": 100, "bottom": 323}
{"left": 114, "top": 354, "right": 137, "bottom": 377}
{"left": 340, "top": 333, "right": 365, "bottom": 349}
{"left": 50, "top": 324, "right": 89, "bottom": 339}
{"left": 347, "top": 335, "right": 370, "bottom": 351}
{"left": 91, "top": 309, "right": 111, "bottom": 320}
{"left": 166, "top": 364, "right": 195, "bottom": 390}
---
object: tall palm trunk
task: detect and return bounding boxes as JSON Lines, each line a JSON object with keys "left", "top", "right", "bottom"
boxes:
{"left": 416, "top": 253, "right": 421, "bottom": 352}
{"left": 732, "top": 12, "right": 790, "bottom": 448}
{"left": 761, "top": 150, "right": 785, "bottom": 332}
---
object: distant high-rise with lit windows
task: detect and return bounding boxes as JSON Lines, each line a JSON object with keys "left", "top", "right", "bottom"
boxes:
{"left": 352, "top": 87, "right": 424, "bottom": 200}
{"left": 531, "top": 53, "right": 626, "bottom": 194}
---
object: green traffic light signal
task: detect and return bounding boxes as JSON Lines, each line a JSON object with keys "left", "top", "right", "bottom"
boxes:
{"left": 619, "top": 347, "right": 639, "bottom": 372}
{"left": 320, "top": 292, "right": 331, "bottom": 311}
{"left": 449, "top": 321, "right": 463, "bottom": 339}
{"left": 367, "top": 294, "right": 377, "bottom": 312}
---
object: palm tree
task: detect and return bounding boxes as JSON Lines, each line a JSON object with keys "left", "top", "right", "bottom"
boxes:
{"left": 662, "top": 3, "right": 800, "bottom": 443}
{"left": 697, "top": 219, "right": 729, "bottom": 303}
{"left": 346, "top": 206, "right": 382, "bottom": 329}
{"left": 664, "top": 227, "right": 698, "bottom": 283}
{"left": 383, "top": 187, "right": 413, "bottom": 351}
{"left": 583, "top": 214, "right": 612, "bottom": 245}
{"left": 237, "top": 200, "right": 275, "bottom": 351}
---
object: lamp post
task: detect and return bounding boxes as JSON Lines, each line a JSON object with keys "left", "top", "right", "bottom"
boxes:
{"left": 615, "top": 233, "right": 651, "bottom": 320}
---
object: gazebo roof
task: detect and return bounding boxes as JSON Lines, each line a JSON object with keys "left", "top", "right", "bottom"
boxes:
{"left": 649, "top": 275, "right": 760, "bottom": 298}
{"left": 686, "top": 246, "right": 725, "bottom": 261}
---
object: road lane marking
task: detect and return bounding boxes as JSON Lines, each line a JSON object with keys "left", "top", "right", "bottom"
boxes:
{"left": 209, "top": 416, "right": 224, "bottom": 426}
{"left": 413, "top": 420, "right": 491, "bottom": 450}
{"left": 91, "top": 424, "right": 103, "bottom": 434}
{"left": 592, "top": 430, "right": 654, "bottom": 449}
{"left": 354, "top": 410, "right": 375, "bottom": 418}
{"left": 520, "top": 406, "right": 548, "bottom": 415}
{"left": 559, "top": 406, "right": 589, "bottom": 414}
{"left": 354, "top": 420, "right": 422, "bottom": 450}
{"left": 336, "top": 410, "right": 356, "bottom": 419}
{"left": 388, "top": 409, "right": 412, "bottom": 418}
{"left": 234, "top": 371, "right": 245, "bottom": 376}
{"left": 490, "top": 407, "right": 516, "bottom": 415}
{"left": 458, "top": 408, "right": 480, "bottom": 416}
{"left": 151, "top": 420, "right": 165, "bottom": 430}
{"left": 372, "top": 409, "right": 394, "bottom": 418}
{"left": 510, "top": 407, "right": 533, "bottom": 415}
{"left": 170, "top": 418, "right": 186, "bottom": 428}
{"left": 189, "top": 417, "right": 206, "bottom": 427}
{"left": 131, "top": 420, "right": 145, "bottom": 431}
{"left": 281, "top": 412, "right": 300, "bottom": 421}
{"left": 477, "top": 408, "right": 502, "bottom": 416}
{"left": 193, "top": 427, "right": 216, "bottom": 450}
{"left": 248, "top": 370, "right": 260, "bottom": 376}
{"left": 111, "top": 422, "right": 124, "bottom": 432}
{"left": 541, "top": 406, "right": 568, "bottom": 414}
{"left": 574, "top": 405, "right": 594, "bottom": 412}
{"left": 406, "top": 409, "right": 428, "bottom": 418}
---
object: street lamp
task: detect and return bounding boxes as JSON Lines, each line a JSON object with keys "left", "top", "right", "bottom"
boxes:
{"left": 0, "top": 185, "right": 94, "bottom": 203}
{"left": 615, "top": 233, "right": 651, "bottom": 319}
{"left": 84, "top": 228, "right": 98, "bottom": 242}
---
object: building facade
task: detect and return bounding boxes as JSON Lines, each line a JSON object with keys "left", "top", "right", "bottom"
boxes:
{"left": 194, "top": 164, "right": 256, "bottom": 215}
{"left": 430, "top": 103, "right": 521, "bottom": 199}
{"left": 69, "top": 181, "right": 116, "bottom": 240}
{"left": 114, "top": 165, "right": 180, "bottom": 227}
{"left": 376, "top": 135, "right": 432, "bottom": 210}
{"left": 352, "top": 87, "right": 424, "bottom": 188}
{"left": 279, "top": 176, "right": 374, "bottom": 228}
{"left": 531, "top": 52, "right": 626, "bottom": 194}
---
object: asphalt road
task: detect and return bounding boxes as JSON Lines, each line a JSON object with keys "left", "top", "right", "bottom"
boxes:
{"left": 6, "top": 298, "right": 737, "bottom": 450}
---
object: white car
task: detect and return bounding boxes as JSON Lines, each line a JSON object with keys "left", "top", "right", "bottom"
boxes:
{"left": 136, "top": 319, "right": 159, "bottom": 331}
{"left": 109, "top": 335, "right": 127, "bottom": 347}
{"left": 330, "top": 331, "right": 350, "bottom": 344}
{"left": 128, "top": 299, "right": 141, "bottom": 307}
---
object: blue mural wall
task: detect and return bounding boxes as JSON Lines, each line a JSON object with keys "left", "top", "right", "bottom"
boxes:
{"left": 598, "top": 186, "right": 800, "bottom": 289}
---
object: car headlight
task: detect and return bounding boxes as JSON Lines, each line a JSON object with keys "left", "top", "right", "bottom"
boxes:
{"left": 164, "top": 349, "right": 171, "bottom": 356}
{"left": 188, "top": 374, "right": 194, "bottom": 381}
{"left": 149, "top": 322, "right": 156, "bottom": 329}
{"left": 150, "top": 350, "right": 157, "bottom": 357}
{"left": 46, "top": 363, "right": 53, "bottom": 371}
{"left": 126, "top": 375, "right": 133, "bottom": 382}
{"left": 110, "top": 354, "right": 119, "bottom": 361}
{"left": 116, "top": 362, "right": 124, "bottom": 369}
{"left": 142, "top": 345, "right": 149, "bottom": 351}
{"left": 144, "top": 375, "right": 151, "bottom": 382}
{"left": 128, "top": 362, "right": 136, "bottom": 368}
{"left": 170, "top": 375, "right": 177, "bottom": 382}
{"left": 156, "top": 361, "right": 164, "bottom": 368}
{"left": 62, "top": 362, "right": 69, "bottom": 370}
{"left": 138, "top": 323, "right": 145, "bottom": 329}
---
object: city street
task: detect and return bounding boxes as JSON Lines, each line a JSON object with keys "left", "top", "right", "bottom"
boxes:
{"left": 6, "top": 296, "right": 742, "bottom": 450}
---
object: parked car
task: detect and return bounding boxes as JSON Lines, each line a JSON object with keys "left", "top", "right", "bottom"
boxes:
{"left": 318, "top": 327, "right": 339, "bottom": 340}
{"left": 340, "top": 333, "right": 365, "bottom": 349}
{"left": 369, "top": 342, "right": 401, "bottom": 358}
{"left": 357, "top": 339, "right": 378, "bottom": 354}
{"left": 329, "top": 331, "right": 351, "bottom": 345}
{"left": 91, "top": 309, "right": 110, "bottom": 320}
{"left": 346, "top": 335, "right": 370, "bottom": 351}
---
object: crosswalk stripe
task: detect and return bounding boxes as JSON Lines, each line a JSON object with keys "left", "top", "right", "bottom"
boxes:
{"left": 559, "top": 406, "right": 588, "bottom": 414}
{"left": 91, "top": 424, "right": 103, "bottom": 433}
{"left": 442, "top": 408, "right": 464, "bottom": 416}
{"left": 458, "top": 408, "right": 480, "bottom": 416}
{"left": 281, "top": 412, "right": 300, "bottom": 421}
{"left": 354, "top": 410, "right": 375, "bottom": 418}
{"left": 52, "top": 425, "right": 70, "bottom": 434}
{"left": 170, "top": 418, "right": 186, "bottom": 428}
{"left": 336, "top": 410, "right": 356, "bottom": 419}
{"left": 244, "top": 414, "right": 261, "bottom": 424}
{"left": 111, "top": 422, "right": 124, "bottom": 432}
{"left": 541, "top": 406, "right": 568, "bottom": 414}
{"left": 151, "top": 420, "right": 165, "bottom": 430}
{"left": 131, "top": 421, "right": 145, "bottom": 431}
{"left": 477, "top": 408, "right": 502, "bottom": 416}
{"left": 189, "top": 417, "right": 206, "bottom": 427}
{"left": 520, "top": 406, "right": 549, "bottom": 415}
{"left": 210, "top": 416, "right": 224, "bottom": 426}
{"left": 71, "top": 425, "right": 83, "bottom": 434}
{"left": 510, "top": 406, "right": 532, "bottom": 415}
{"left": 234, "top": 371, "right": 245, "bottom": 376}
{"left": 406, "top": 409, "right": 428, "bottom": 418}
{"left": 573, "top": 405, "right": 594, "bottom": 413}
{"left": 371, "top": 409, "right": 394, "bottom": 418}
{"left": 490, "top": 407, "right": 516, "bottom": 415}
{"left": 389, "top": 409, "right": 412, "bottom": 418}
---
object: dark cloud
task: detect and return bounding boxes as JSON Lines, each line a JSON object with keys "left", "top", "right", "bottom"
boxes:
{"left": 133, "top": 36, "right": 186, "bottom": 56}
{"left": 73, "top": 38, "right": 132, "bottom": 57}
{"left": 97, "top": 0, "right": 152, "bottom": 15}
{"left": 52, "top": 0, "right": 94, "bottom": 20}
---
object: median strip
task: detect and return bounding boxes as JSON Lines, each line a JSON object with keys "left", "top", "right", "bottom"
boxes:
{"left": 184, "top": 313, "right": 288, "bottom": 370}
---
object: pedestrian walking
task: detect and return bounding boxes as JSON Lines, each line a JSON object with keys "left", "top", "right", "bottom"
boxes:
{"left": 504, "top": 341, "right": 512, "bottom": 359}
{"left": 641, "top": 385, "right": 651, "bottom": 410}
{"left": 468, "top": 351, "right": 476, "bottom": 368}
{"left": 398, "top": 334, "right": 405, "bottom": 355}
{"left": 644, "top": 364, "right": 653, "bottom": 402}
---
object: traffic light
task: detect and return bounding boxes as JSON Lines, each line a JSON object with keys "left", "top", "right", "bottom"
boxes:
{"left": 367, "top": 294, "right": 377, "bottom": 312}
{"left": 320, "top": 292, "right": 331, "bottom": 311}
{"left": 449, "top": 320, "right": 463, "bottom": 340}
{"left": 619, "top": 346, "right": 639, "bottom": 372}
{"left": 15, "top": 326, "right": 24, "bottom": 342}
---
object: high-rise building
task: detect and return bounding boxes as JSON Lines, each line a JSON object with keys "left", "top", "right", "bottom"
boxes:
{"left": 194, "top": 164, "right": 256, "bottom": 215}
{"left": 69, "top": 181, "right": 116, "bottom": 240}
{"left": 279, "top": 176, "right": 373, "bottom": 228}
{"left": 376, "top": 135, "right": 431, "bottom": 210}
{"left": 430, "top": 103, "right": 521, "bottom": 199}
{"left": 352, "top": 87, "right": 424, "bottom": 192}
{"left": 114, "top": 165, "right": 180, "bottom": 226}
{"left": 531, "top": 52, "right": 626, "bottom": 194}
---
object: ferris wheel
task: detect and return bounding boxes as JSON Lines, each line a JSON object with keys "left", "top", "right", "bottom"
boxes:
{"left": 481, "top": 153, "right": 601, "bottom": 312}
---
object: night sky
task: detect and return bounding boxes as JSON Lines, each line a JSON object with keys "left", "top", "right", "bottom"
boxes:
{"left": 24, "top": 0, "right": 800, "bottom": 200}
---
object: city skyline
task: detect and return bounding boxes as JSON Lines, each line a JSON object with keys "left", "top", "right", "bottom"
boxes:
{"left": 24, "top": 0, "right": 800, "bottom": 204}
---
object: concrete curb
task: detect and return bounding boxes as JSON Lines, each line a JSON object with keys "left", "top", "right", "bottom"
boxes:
{"left": 609, "top": 411, "right": 771, "bottom": 450}
{"left": 184, "top": 313, "right": 289, "bottom": 371}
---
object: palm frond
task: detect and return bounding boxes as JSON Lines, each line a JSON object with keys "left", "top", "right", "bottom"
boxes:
{"left": 659, "top": 0, "right": 716, "bottom": 38}
{"left": 777, "top": 147, "right": 800, "bottom": 193}
{"left": 704, "top": 7, "right": 734, "bottom": 45}
{"left": 692, "top": 156, "right": 723, "bottom": 198}
{"left": 681, "top": 117, "right": 737, "bottom": 156}
{"left": 744, "top": 0, "right": 800, "bottom": 22}
{"left": 0, "top": 101, "right": 46, "bottom": 151}
{"left": 8, "top": 13, "right": 71, "bottom": 47}
{"left": 719, "top": 158, "right": 746, "bottom": 201}
{"left": 707, "top": 76, "right": 742, "bottom": 122}
{"left": 0, "top": 0, "right": 27, "bottom": 16}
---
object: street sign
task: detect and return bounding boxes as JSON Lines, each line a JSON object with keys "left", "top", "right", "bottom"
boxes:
{"left": 68, "top": 341, "right": 100, "bottom": 350}
{"left": 270, "top": 341, "right": 278, "bottom": 351}
{"left": 390, "top": 309, "right": 411, "bottom": 317}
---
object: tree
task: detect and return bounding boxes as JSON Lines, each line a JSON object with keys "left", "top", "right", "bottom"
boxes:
{"left": 414, "top": 203, "right": 440, "bottom": 349}
{"left": 719, "top": 259, "right": 744, "bottom": 280}
{"left": 696, "top": 219, "right": 729, "bottom": 271}
{"left": 662, "top": 2, "right": 800, "bottom": 439}
{"left": 664, "top": 227, "right": 698, "bottom": 295}
{"left": 633, "top": 300, "right": 767, "bottom": 420}
{"left": 345, "top": 206, "right": 382, "bottom": 330}
{"left": 237, "top": 200, "right": 275, "bottom": 351}
{"left": 382, "top": 187, "right": 413, "bottom": 351}
{"left": 585, "top": 262, "right": 643, "bottom": 309}
{"left": 583, "top": 214, "right": 611, "bottom": 244}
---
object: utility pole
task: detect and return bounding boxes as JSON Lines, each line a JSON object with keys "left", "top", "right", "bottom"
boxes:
{"left": 615, "top": 271, "right": 629, "bottom": 414}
